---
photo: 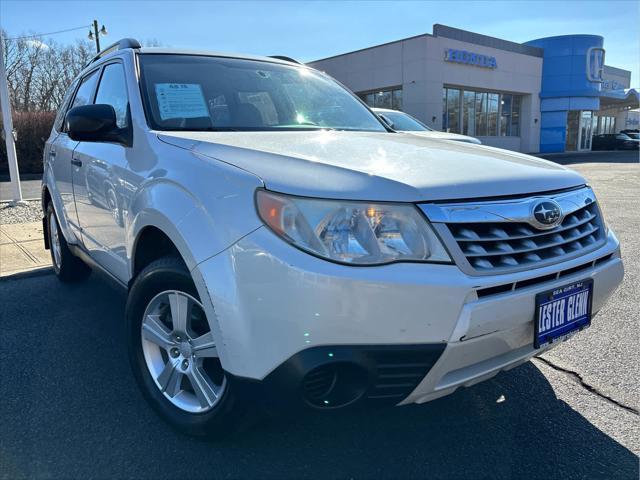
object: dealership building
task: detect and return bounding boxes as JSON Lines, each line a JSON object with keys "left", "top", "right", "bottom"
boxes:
{"left": 309, "top": 24, "right": 639, "bottom": 153}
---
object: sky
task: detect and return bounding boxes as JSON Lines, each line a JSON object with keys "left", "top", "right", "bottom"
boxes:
{"left": 1, "top": 0, "right": 638, "bottom": 85}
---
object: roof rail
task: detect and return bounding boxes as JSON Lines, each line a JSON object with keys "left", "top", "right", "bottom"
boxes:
{"left": 269, "top": 55, "right": 303, "bottom": 65}
{"left": 87, "top": 38, "right": 142, "bottom": 66}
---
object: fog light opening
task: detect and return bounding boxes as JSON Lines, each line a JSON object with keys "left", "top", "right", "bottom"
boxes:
{"left": 302, "top": 363, "right": 368, "bottom": 409}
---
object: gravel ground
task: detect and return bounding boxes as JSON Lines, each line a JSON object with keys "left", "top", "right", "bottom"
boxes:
{"left": 0, "top": 200, "right": 42, "bottom": 225}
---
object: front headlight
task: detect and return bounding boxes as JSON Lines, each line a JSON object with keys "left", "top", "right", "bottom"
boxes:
{"left": 256, "top": 190, "right": 451, "bottom": 265}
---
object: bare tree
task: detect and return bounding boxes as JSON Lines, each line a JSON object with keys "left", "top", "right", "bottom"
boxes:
{"left": 1, "top": 29, "right": 94, "bottom": 112}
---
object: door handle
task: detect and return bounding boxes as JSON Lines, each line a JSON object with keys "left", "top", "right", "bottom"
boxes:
{"left": 71, "top": 158, "right": 82, "bottom": 167}
{"left": 49, "top": 149, "right": 56, "bottom": 158}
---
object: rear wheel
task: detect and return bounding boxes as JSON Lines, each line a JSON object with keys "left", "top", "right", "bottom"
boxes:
{"left": 46, "top": 203, "right": 91, "bottom": 282}
{"left": 126, "top": 256, "right": 248, "bottom": 437}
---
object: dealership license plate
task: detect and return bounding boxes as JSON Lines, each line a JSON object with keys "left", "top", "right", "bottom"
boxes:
{"left": 534, "top": 279, "right": 593, "bottom": 349}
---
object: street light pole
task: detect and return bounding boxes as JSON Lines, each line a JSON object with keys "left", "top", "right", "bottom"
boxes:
{"left": 92, "top": 19, "right": 101, "bottom": 52}
{"left": 88, "top": 20, "right": 107, "bottom": 53}
{"left": 0, "top": 33, "right": 24, "bottom": 205}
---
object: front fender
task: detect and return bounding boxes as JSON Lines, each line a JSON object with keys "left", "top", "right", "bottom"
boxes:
{"left": 128, "top": 179, "right": 205, "bottom": 276}
{"left": 127, "top": 165, "right": 263, "bottom": 278}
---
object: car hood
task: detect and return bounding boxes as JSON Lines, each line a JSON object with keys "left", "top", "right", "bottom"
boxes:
{"left": 158, "top": 130, "right": 585, "bottom": 202}
{"left": 403, "top": 130, "right": 481, "bottom": 144}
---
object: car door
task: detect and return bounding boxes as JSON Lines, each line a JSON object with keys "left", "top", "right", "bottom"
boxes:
{"left": 71, "top": 61, "right": 131, "bottom": 281}
{"left": 47, "top": 73, "right": 99, "bottom": 238}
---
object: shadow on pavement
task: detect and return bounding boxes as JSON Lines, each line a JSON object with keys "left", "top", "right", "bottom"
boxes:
{"left": 538, "top": 150, "right": 639, "bottom": 165}
{"left": 1, "top": 274, "right": 637, "bottom": 479}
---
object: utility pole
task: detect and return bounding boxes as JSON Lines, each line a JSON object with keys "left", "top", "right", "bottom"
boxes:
{"left": 0, "top": 33, "right": 24, "bottom": 205}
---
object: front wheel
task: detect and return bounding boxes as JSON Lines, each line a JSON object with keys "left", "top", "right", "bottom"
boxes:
{"left": 125, "top": 256, "right": 248, "bottom": 437}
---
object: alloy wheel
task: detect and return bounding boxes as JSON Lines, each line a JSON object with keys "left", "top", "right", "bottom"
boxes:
{"left": 141, "top": 290, "right": 226, "bottom": 413}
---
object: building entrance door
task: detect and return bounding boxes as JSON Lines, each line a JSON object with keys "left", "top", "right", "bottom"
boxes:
{"left": 566, "top": 110, "right": 594, "bottom": 151}
{"left": 578, "top": 110, "right": 593, "bottom": 150}
{"left": 566, "top": 111, "right": 579, "bottom": 151}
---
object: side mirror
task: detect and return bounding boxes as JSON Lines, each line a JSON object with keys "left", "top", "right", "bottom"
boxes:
{"left": 378, "top": 114, "right": 395, "bottom": 130}
{"left": 66, "top": 104, "right": 130, "bottom": 145}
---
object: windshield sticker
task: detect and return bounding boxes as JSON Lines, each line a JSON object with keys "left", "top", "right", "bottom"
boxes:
{"left": 155, "top": 83, "right": 209, "bottom": 120}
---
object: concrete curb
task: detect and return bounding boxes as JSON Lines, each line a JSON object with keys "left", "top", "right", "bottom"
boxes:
{"left": 0, "top": 198, "right": 40, "bottom": 204}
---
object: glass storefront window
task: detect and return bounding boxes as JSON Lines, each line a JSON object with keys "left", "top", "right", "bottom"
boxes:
{"left": 439, "top": 87, "right": 523, "bottom": 137}
{"left": 487, "top": 93, "right": 499, "bottom": 136}
{"left": 375, "top": 90, "right": 392, "bottom": 109}
{"left": 442, "top": 88, "right": 448, "bottom": 131}
{"left": 511, "top": 96, "right": 521, "bottom": 136}
{"left": 500, "top": 94, "right": 512, "bottom": 136}
{"left": 392, "top": 89, "right": 403, "bottom": 110}
{"left": 446, "top": 88, "right": 460, "bottom": 133}
{"left": 363, "top": 93, "right": 374, "bottom": 107}
{"left": 475, "top": 92, "right": 487, "bottom": 136}
{"left": 463, "top": 91, "right": 475, "bottom": 136}
{"left": 358, "top": 87, "right": 402, "bottom": 110}
{"left": 597, "top": 115, "right": 616, "bottom": 134}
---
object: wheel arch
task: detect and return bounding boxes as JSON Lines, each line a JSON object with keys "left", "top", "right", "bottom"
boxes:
{"left": 130, "top": 225, "right": 185, "bottom": 280}
{"left": 127, "top": 213, "right": 230, "bottom": 372}
{"left": 41, "top": 165, "right": 77, "bottom": 244}
{"left": 41, "top": 184, "right": 52, "bottom": 249}
{"left": 127, "top": 176, "right": 260, "bottom": 281}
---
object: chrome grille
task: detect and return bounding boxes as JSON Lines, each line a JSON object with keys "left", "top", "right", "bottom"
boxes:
{"left": 420, "top": 187, "right": 607, "bottom": 275}
{"left": 452, "top": 202, "right": 602, "bottom": 270}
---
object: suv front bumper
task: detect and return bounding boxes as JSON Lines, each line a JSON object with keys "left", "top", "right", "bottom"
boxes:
{"left": 193, "top": 226, "right": 623, "bottom": 409}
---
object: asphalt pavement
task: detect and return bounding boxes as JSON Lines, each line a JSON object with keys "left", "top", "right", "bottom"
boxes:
{"left": 1, "top": 159, "right": 638, "bottom": 479}
{"left": 540, "top": 162, "right": 640, "bottom": 413}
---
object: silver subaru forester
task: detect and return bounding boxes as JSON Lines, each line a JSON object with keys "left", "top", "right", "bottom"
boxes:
{"left": 42, "top": 38, "right": 623, "bottom": 437}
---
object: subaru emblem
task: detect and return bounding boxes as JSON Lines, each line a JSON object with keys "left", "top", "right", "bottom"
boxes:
{"left": 531, "top": 200, "right": 563, "bottom": 229}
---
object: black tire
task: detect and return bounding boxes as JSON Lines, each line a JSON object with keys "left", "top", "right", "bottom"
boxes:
{"left": 46, "top": 203, "right": 91, "bottom": 282}
{"left": 125, "top": 256, "right": 249, "bottom": 438}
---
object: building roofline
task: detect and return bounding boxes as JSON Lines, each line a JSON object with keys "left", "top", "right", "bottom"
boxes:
{"left": 433, "top": 24, "right": 543, "bottom": 57}
{"left": 526, "top": 34, "right": 604, "bottom": 43}
{"left": 603, "top": 64, "right": 632, "bottom": 79}
{"left": 308, "top": 32, "right": 432, "bottom": 64}
{"left": 309, "top": 23, "right": 544, "bottom": 64}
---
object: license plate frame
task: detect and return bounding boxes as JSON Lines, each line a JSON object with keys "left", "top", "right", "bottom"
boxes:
{"left": 534, "top": 279, "right": 594, "bottom": 349}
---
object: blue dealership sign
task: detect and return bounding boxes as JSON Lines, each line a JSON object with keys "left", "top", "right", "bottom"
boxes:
{"left": 444, "top": 49, "right": 497, "bottom": 69}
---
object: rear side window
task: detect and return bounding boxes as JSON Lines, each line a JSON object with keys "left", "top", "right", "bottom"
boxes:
{"left": 70, "top": 70, "right": 100, "bottom": 109}
{"left": 53, "top": 79, "right": 79, "bottom": 132}
{"left": 95, "top": 63, "right": 130, "bottom": 128}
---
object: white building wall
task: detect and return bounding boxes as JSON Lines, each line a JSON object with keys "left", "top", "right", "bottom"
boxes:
{"left": 310, "top": 32, "right": 543, "bottom": 153}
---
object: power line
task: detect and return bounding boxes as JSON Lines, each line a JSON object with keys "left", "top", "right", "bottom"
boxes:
{"left": 5, "top": 25, "right": 91, "bottom": 41}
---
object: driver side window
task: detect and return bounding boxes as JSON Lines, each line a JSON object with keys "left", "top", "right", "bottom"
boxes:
{"left": 53, "top": 79, "right": 79, "bottom": 133}
{"left": 95, "top": 63, "right": 130, "bottom": 129}
{"left": 70, "top": 70, "right": 100, "bottom": 109}
{"left": 61, "top": 70, "right": 99, "bottom": 132}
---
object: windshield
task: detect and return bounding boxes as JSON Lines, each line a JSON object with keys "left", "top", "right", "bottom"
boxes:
{"left": 625, "top": 132, "right": 639, "bottom": 139}
{"left": 380, "top": 111, "right": 431, "bottom": 132}
{"left": 138, "top": 54, "right": 387, "bottom": 132}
